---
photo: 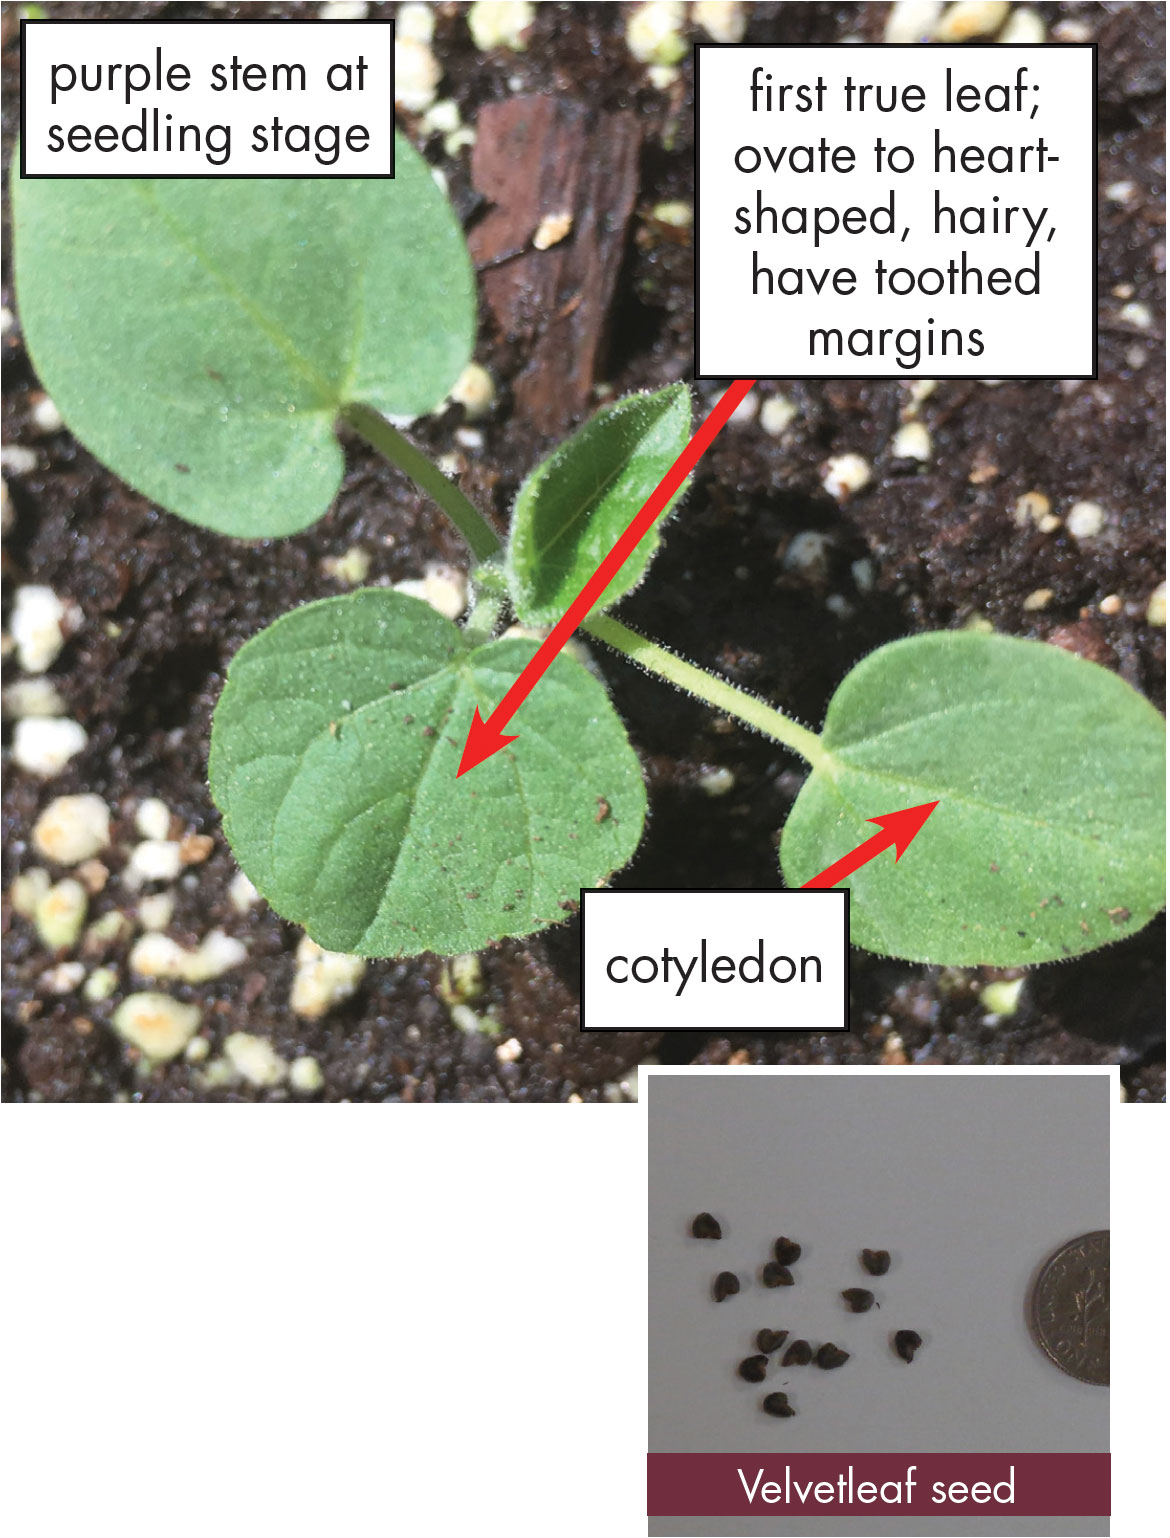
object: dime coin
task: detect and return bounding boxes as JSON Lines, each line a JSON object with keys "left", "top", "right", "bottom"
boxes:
{"left": 1028, "top": 1230, "right": 1109, "bottom": 1386}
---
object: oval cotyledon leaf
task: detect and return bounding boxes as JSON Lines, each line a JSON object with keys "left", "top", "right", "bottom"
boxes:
{"left": 208, "top": 589, "right": 646, "bottom": 957}
{"left": 780, "top": 631, "right": 1166, "bottom": 966}
{"left": 12, "top": 132, "right": 474, "bottom": 538}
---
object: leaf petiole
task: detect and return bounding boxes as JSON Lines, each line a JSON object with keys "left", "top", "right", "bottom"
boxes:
{"left": 584, "top": 613, "right": 828, "bottom": 771}
{"left": 342, "top": 401, "right": 503, "bottom": 563}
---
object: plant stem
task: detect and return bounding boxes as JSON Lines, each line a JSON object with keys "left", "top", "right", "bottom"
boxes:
{"left": 462, "top": 591, "right": 503, "bottom": 645}
{"left": 585, "top": 614, "right": 828, "bottom": 770}
{"left": 342, "top": 402, "right": 503, "bottom": 564}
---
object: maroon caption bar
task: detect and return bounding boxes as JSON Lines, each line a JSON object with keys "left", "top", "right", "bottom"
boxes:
{"left": 647, "top": 1453, "right": 1109, "bottom": 1517}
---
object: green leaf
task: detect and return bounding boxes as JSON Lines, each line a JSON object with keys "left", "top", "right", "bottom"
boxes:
{"left": 208, "top": 589, "right": 646, "bottom": 957}
{"left": 12, "top": 134, "right": 473, "bottom": 538}
{"left": 780, "top": 632, "right": 1166, "bottom": 966}
{"left": 505, "top": 384, "right": 692, "bottom": 625}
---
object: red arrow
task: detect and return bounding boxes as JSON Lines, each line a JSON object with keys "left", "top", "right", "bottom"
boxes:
{"left": 457, "top": 378, "right": 757, "bottom": 776}
{"left": 801, "top": 801, "right": 939, "bottom": 888}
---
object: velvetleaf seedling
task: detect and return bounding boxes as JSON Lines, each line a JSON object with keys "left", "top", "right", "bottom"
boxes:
{"left": 13, "top": 140, "right": 1167, "bottom": 966}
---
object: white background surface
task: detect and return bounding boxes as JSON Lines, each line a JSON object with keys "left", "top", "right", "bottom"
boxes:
{"left": 583, "top": 890, "right": 847, "bottom": 1032}
{"left": 2, "top": 1066, "right": 1163, "bottom": 1538}
{"left": 648, "top": 1074, "right": 1108, "bottom": 1457}
{"left": 696, "top": 45, "right": 1094, "bottom": 377}
{"left": 22, "top": 20, "right": 393, "bottom": 175}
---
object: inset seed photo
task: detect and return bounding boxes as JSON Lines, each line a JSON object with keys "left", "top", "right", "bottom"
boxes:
{"left": 648, "top": 1069, "right": 1110, "bottom": 1537}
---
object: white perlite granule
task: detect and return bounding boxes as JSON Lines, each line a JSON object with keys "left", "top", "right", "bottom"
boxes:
{"left": 450, "top": 362, "right": 496, "bottom": 420}
{"left": 395, "top": 36, "right": 441, "bottom": 112}
{"left": 821, "top": 454, "right": 872, "bottom": 500}
{"left": 10, "top": 585, "right": 78, "bottom": 673}
{"left": 112, "top": 993, "right": 202, "bottom": 1061}
{"left": 289, "top": 1055, "right": 325, "bottom": 1095}
{"left": 394, "top": 564, "right": 468, "bottom": 622}
{"left": 693, "top": 2, "right": 746, "bottom": 45}
{"left": 135, "top": 797, "right": 173, "bottom": 841}
{"left": 1065, "top": 501, "right": 1105, "bottom": 540}
{"left": 883, "top": 2, "right": 943, "bottom": 44}
{"left": 468, "top": 1, "right": 534, "bottom": 52}
{"left": 759, "top": 395, "right": 798, "bottom": 436}
{"left": 290, "top": 937, "right": 366, "bottom": 1018}
{"left": 124, "top": 839, "right": 184, "bottom": 886}
{"left": 627, "top": 2, "right": 687, "bottom": 67}
{"left": 934, "top": 1, "right": 1010, "bottom": 42}
{"left": 224, "top": 1032, "right": 287, "bottom": 1088}
{"left": 12, "top": 716, "right": 87, "bottom": 777}
{"left": 3, "top": 677, "right": 66, "bottom": 718}
{"left": 35, "top": 878, "right": 88, "bottom": 950}
{"left": 32, "top": 794, "right": 111, "bottom": 864}
{"left": 891, "top": 422, "right": 933, "bottom": 462}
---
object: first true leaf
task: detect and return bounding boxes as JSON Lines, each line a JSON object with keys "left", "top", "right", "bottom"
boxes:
{"left": 208, "top": 589, "right": 647, "bottom": 957}
{"left": 505, "top": 384, "right": 692, "bottom": 626}
{"left": 12, "top": 133, "right": 474, "bottom": 537}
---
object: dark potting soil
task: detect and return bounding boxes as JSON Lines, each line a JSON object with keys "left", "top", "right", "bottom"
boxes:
{"left": 1, "top": 3, "right": 1165, "bottom": 1102}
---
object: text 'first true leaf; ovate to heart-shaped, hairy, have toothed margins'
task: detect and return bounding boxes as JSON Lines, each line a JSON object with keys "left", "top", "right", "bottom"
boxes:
{"left": 781, "top": 631, "right": 1166, "bottom": 966}
{"left": 12, "top": 132, "right": 474, "bottom": 538}
{"left": 208, "top": 589, "right": 648, "bottom": 957}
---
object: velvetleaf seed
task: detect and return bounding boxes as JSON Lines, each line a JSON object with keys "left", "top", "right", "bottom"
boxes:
{"left": 713, "top": 1271, "right": 740, "bottom": 1302}
{"left": 762, "top": 1261, "right": 794, "bottom": 1288}
{"left": 815, "top": 1343, "right": 850, "bottom": 1369}
{"left": 756, "top": 1329, "right": 788, "bottom": 1355}
{"left": 781, "top": 1340, "right": 812, "bottom": 1367}
{"left": 773, "top": 1237, "right": 802, "bottom": 1265}
{"left": 861, "top": 1249, "right": 891, "bottom": 1275}
{"left": 763, "top": 1392, "right": 796, "bottom": 1418}
{"left": 842, "top": 1288, "right": 875, "bottom": 1313}
{"left": 738, "top": 1354, "right": 769, "bottom": 1383}
{"left": 894, "top": 1330, "right": 923, "bottom": 1363}
{"left": 691, "top": 1212, "right": 722, "bottom": 1240}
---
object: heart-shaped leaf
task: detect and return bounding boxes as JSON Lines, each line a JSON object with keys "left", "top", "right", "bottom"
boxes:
{"left": 12, "top": 134, "right": 473, "bottom": 538}
{"left": 505, "top": 384, "right": 692, "bottom": 625}
{"left": 780, "top": 631, "right": 1166, "bottom": 965}
{"left": 209, "top": 589, "right": 646, "bottom": 957}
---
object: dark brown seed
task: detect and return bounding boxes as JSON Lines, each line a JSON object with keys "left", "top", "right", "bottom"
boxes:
{"left": 738, "top": 1354, "right": 769, "bottom": 1383}
{"left": 762, "top": 1392, "right": 796, "bottom": 1418}
{"left": 781, "top": 1339, "right": 812, "bottom": 1367}
{"left": 815, "top": 1343, "right": 850, "bottom": 1369}
{"left": 761, "top": 1262, "right": 794, "bottom": 1288}
{"left": 894, "top": 1330, "right": 923, "bottom": 1363}
{"left": 713, "top": 1271, "right": 740, "bottom": 1302}
{"left": 861, "top": 1249, "right": 891, "bottom": 1276}
{"left": 756, "top": 1329, "right": 788, "bottom": 1355}
{"left": 773, "top": 1237, "right": 802, "bottom": 1265}
{"left": 691, "top": 1213, "right": 722, "bottom": 1240}
{"left": 842, "top": 1288, "right": 875, "bottom": 1313}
